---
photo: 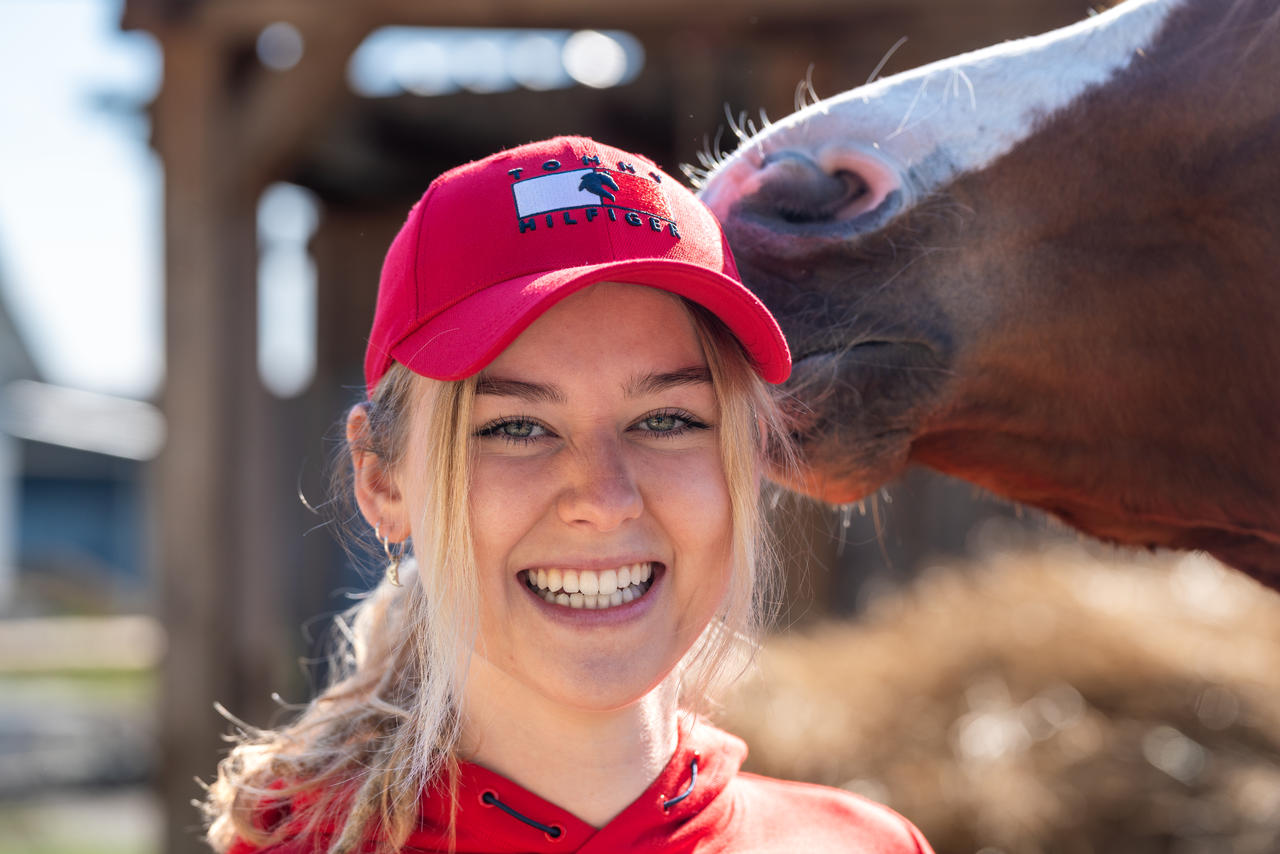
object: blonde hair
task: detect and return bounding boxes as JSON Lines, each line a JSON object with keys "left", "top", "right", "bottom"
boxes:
{"left": 202, "top": 295, "right": 794, "bottom": 854}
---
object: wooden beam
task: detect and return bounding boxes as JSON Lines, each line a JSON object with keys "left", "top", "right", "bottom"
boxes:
{"left": 228, "top": 13, "right": 377, "bottom": 194}
{"left": 130, "top": 0, "right": 1091, "bottom": 49}
{"left": 166, "top": 0, "right": 923, "bottom": 37}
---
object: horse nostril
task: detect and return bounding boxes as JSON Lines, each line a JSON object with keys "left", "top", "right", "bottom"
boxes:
{"left": 835, "top": 169, "right": 871, "bottom": 202}
{"left": 741, "top": 148, "right": 899, "bottom": 228}
{"left": 775, "top": 169, "right": 870, "bottom": 223}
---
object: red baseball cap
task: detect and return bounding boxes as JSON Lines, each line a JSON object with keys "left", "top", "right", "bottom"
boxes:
{"left": 363, "top": 136, "right": 791, "bottom": 393}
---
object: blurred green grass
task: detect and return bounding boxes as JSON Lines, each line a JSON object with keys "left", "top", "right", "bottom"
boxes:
{"left": 0, "top": 668, "right": 154, "bottom": 700}
{"left": 0, "top": 788, "right": 160, "bottom": 854}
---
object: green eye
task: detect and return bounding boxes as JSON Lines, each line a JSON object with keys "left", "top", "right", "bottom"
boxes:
{"left": 643, "top": 414, "right": 681, "bottom": 432}
{"left": 475, "top": 418, "right": 549, "bottom": 445}
{"left": 634, "top": 410, "right": 709, "bottom": 436}
{"left": 499, "top": 420, "right": 537, "bottom": 438}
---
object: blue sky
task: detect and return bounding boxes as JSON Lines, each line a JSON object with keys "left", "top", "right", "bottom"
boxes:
{"left": 0, "top": 0, "right": 161, "bottom": 399}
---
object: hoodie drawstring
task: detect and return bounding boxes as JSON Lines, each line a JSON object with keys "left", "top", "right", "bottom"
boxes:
{"left": 481, "top": 790, "right": 563, "bottom": 838}
{"left": 662, "top": 757, "right": 698, "bottom": 810}
{"left": 479, "top": 755, "right": 700, "bottom": 836}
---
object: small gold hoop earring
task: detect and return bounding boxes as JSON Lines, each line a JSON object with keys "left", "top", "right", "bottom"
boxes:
{"left": 375, "top": 523, "right": 404, "bottom": 588}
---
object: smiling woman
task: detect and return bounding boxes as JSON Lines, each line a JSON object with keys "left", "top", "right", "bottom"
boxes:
{"left": 200, "top": 137, "right": 933, "bottom": 854}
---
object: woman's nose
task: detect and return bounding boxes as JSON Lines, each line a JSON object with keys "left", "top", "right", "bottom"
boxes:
{"left": 556, "top": 439, "right": 643, "bottom": 530}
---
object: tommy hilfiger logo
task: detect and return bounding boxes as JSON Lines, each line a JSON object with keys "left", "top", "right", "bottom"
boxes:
{"left": 508, "top": 155, "right": 680, "bottom": 239}
{"left": 579, "top": 171, "right": 619, "bottom": 203}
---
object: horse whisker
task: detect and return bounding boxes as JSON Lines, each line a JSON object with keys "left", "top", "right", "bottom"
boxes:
{"left": 680, "top": 162, "right": 709, "bottom": 188}
{"left": 952, "top": 67, "right": 977, "bottom": 111}
{"left": 725, "top": 104, "right": 750, "bottom": 143}
{"left": 888, "top": 75, "right": 932, "bottom": 139}
{"left": 867, "top": 35, "right": 909, "bottom": 85}
{"left": 804, "top": 63, "right": 820, "bottom": 106}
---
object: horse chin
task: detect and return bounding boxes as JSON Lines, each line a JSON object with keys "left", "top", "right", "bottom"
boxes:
{"left": 769, "top": 456, "right": 904, "bottom": 505}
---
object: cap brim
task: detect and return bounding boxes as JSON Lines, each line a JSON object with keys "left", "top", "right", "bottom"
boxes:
{"left": 387, "top": 258, "right": 791, "bottom": 384}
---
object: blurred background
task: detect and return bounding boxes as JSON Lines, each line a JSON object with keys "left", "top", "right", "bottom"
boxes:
{"left": 1, "top": 1, "right": 1277, "bottom": 852}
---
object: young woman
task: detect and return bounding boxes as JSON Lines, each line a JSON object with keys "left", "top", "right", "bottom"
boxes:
{"left": 204, "top": 137, "right": 933, "bottom": 854}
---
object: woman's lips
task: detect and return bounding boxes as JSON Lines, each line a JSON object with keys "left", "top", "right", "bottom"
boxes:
{"left": 522, "top": 562, "right": 657, "bottom": 610}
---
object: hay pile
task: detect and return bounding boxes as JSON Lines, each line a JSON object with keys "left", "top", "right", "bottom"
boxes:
{"left": 719, "top": 544, "right": 1280, "bottom": 854}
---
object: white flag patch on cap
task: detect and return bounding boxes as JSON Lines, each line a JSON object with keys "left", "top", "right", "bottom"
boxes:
{"left": 512, "top": 169, "right": 604, "bottom": 217}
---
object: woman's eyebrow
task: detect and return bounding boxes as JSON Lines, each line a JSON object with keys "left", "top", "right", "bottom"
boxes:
{"left": 475, "top": 376, "right": 565, "bottom": 403}
{"left": 475, "top": 366, "right": 710, "bottom": 402}
{"left": 625, "top": 365, "right": 712, "bottom": 397}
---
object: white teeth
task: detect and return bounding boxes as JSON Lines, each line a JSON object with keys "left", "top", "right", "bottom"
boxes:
{"left": 598, "top": 569, "right": 618, "bottom": 596}
{"left": 527, "top": 562, "right": 655, "bottom": 610}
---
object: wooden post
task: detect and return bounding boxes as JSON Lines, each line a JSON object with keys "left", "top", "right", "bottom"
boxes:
{"left": 153, "top": 25, "right": 289, "bottom": 853}
{"left": 141, "top": 7, "right": 378, "bottom": 847}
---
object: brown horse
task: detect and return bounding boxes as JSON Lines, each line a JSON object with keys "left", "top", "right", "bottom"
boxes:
{"left": 699, "top": 0, "right": 1280, "bottom": 589}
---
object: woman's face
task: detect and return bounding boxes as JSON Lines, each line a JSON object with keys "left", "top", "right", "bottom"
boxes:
{"left": 404, "top": 283, "right": 734, "bottom": 713}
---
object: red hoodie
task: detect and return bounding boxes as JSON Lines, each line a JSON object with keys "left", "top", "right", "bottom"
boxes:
{"left": 229, "top": 723, "right": 933, "bottom": 853}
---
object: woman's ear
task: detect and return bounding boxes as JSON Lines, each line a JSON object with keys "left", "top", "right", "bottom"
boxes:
{"left": 347, "top": 404, "right": 410, "bottom": 542}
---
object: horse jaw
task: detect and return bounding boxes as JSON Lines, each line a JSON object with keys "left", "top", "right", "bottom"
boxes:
{"left": 702, "top": 0, "right": 1280, "bottom": 585}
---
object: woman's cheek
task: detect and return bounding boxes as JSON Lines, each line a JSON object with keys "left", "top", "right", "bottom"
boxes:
{"left": 468, "top": 456, "right": 551, "bottom": 551}
{"left": 647, "top": 447, "right": 734, "bottom": 555}
{"left": 651, "top": 446, "right": 729, "bottom": 504}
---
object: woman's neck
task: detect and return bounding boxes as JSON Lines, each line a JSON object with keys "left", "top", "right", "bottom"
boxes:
{"left": 457, "top": 655, "right": 680, "bottom": 827}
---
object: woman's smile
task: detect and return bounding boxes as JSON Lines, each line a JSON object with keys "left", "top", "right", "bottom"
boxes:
{"left": 522, "top": 561, "right": 657, "bottom": 609}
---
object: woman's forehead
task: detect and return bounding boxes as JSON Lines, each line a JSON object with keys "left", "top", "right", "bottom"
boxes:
{"left": 481, "top": 283, "right": 708, "bottom": 386}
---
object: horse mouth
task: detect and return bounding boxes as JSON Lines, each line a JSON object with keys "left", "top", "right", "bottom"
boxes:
{"left": 785, "top": 340, "right": 944, "bottom": 440}
{"left": 773, "top": 339, "right": 949, "bottom": 502}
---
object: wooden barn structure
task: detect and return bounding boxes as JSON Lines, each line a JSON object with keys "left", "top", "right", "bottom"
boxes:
{"left": 119, "top": 1, "right": 1088, "bottom": 849}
